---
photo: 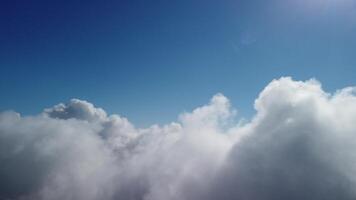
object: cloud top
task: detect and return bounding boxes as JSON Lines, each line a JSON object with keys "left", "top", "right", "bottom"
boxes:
{"left": 1, "top": 77, "right": 356, "bottom": 200}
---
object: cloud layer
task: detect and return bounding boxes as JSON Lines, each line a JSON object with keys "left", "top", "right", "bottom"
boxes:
{"left": 1, "top": 77, "right": 356, "bottom": 200}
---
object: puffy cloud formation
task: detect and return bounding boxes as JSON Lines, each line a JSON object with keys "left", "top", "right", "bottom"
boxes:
{"left": 1, "top": 77, "right": 356, "bottom": 200}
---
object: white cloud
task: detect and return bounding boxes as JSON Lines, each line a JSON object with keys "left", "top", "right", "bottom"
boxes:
{"left": 1, "top": 77, "right": 356, "bottom": 199}
{"left": 43, "top": 99, "right": 108, "bottom": 122}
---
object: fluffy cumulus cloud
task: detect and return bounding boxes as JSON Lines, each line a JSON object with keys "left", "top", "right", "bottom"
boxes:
{"left": 1, "top": 77, "right": 356, "bottom": 200}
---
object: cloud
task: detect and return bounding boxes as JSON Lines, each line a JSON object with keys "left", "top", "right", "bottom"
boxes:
{"left": 1, "top": 77, "right": 356, "bottom": 199}
{"left": 43, "top": 99, "right": 108, "bottom": 122}
{"left": 207, "top": 77, "right": 356, "bottom": 200}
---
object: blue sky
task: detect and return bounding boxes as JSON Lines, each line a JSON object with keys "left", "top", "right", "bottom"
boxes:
{"left": 1, "top": 0, "right": 356, "bottom": 126}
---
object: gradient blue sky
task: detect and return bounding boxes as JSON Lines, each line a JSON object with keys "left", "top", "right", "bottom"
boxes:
{"left": 1, "top": 0, "right": 356, "bottom": 126}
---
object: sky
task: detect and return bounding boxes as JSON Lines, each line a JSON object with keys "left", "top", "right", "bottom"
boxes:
{"left": 1, "top": 0, "right": 356, "bottom": 126}
{"left": 3, "top": 1, "right": 356, "bottom": 199}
